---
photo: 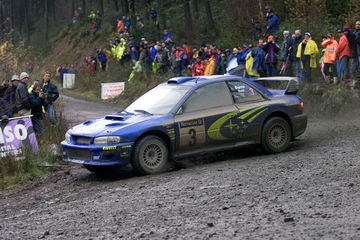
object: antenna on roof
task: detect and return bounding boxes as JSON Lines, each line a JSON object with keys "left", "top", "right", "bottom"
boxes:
{"left": 195, "top": 77, "right": 199, "bottom": 83}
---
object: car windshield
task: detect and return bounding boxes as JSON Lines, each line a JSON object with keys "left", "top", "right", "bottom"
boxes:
{"left": 125, "top": 84, "right": 191, "bottom": 115}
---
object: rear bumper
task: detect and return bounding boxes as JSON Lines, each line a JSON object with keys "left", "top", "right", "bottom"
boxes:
{"left": 61, "top": 141, "right": 134, "bottom": 166}
{"left": 291, "top": 114, "right": 307, "bottom": 138}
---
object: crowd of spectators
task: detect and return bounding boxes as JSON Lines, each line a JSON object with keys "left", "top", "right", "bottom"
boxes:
{"left": 74, "top": 6, "right": 360, "bottom": 87}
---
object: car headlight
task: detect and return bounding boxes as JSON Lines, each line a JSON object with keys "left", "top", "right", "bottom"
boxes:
{"left": 65, "top": 132, "right": 71, "bottom": 143}
{"left": 93, "top": 136, "right": 121, "bottom": 145}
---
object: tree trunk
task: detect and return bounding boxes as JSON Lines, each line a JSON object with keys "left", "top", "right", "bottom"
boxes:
{"left": 44, "top": 0, "right": 49, "bottom": 40}
{"left": 71, "top": 0, "right": 75, "bottom": 16}
{"left": 82, "top": 0, "right": 86, "bottom": 15}
{"left": 191, "top": 0, "right": 198, "bottom": 15}
{"left": 121, "top": 0, "right": 129, "bottom": 15}
{"left": 52, "top": 0, "right": 56, "bottom": 24}
{"left": 113, "top": 0, "right": 119, "bottom": 12}
{"left": 129, "top": 0, "right": 135, "bottom": 17}
{"left": 204, "top": 0, "right": 215, "bottom": 30}
{"left": 99, "top": 0, "right": 104, "bottom": 14}
{"left": 24, "top": 0, "right": 30, "bottom": 42}
{"left": 183, "top": 0, "right": 193, "bottom": 36}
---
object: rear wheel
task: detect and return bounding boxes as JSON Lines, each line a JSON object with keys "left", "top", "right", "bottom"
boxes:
{"left": 131, "top": 135, "right": 169, "bottom": 175}
{"left": 261, "top": 117, "right": 291, "bottom": 153}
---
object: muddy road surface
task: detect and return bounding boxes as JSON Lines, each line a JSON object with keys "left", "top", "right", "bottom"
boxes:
{"left": 0, "top": 96, "right": 360, "bottom": 240}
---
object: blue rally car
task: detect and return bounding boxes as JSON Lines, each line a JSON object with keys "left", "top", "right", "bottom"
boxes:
{"left": 61, "top": 75, "right": 307, "bottom": 175}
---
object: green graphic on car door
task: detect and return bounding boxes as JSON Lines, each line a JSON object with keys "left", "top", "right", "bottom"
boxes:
{"left": 207, "top": 105, "right": 268, "bottom": 141}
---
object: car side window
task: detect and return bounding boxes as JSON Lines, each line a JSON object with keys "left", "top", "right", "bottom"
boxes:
{"left": 227, "top": 80, "right": 263, "bottom": 104}
{"left": 182, "top": 82, "right": 233, "bottom": 113}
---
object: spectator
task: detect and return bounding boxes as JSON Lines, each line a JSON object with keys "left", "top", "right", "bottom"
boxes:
{"left": 150, "top": 8, "right": 158, "bottom": 23}
{"left": 59, "top": 65, "right": 68, "bottom": 83}
{"left": 293, "top": 30, "right": 304, "bottom": 81}
{"left": 251, "top": 40, "right": 266, "bottom": 76}
{"left": 189, "top": 58, "right": 205, "bottom": 76}
{"left": 129, "top": 47, "right": 139, "bottom": 64}
{"left": 117, "top": 18, "right": 125, "bottom": 33}
{"left": 265, "top": 6, "right": 279, "bottom": 38}
{"left": 29, "top": 83, "right": 45, "bottom": 134}
{"left": 28, "top": 79, "right": 40, "bottom": 93}
{"left": 97, "top": 49, "right": 107, "bottom": 71}
{"left": 251, "top": 18, "right": 262, "bottom": 41}
{"left": 0, "top": 98, "right": 11, "bottom": 118}
{"left": 88, "top": 10, "right": 96, "bottom": 22}
{"left": 355, "top": 21, "right": 360, "bottom": 75}
{"left": 296, "top": 32, "right": 319, "bottom": 83}
{"left": 336, "top": 27, "right": 351, "bottom": 83}
{"left": 67, "top": 64, "right": 77, "bottom": 74}
{"left": 262, "top": 35, "right": 280, "bottom": 76}
{"left": 280, "top": 30, "right": 295, "bottom": 76}
{"left": 0, "top": 79, "right": 9, "bottom": 98}
{"left": 124, "top": 16, "right": 131, "bottom": 32}
{"left": 41, "top": 72, "right": 59, "bottom": 125}
{"left": 163, "top": 30, "right": 173, "bottom": 43}
{"left": 321, "top": 33, "right": 338, "bottom": 83}
{"left": 3, "top": 75, "right": 20, "bottom": 116}
{"left": 343, "top": 25, "right": 358, "bottom": 77}
{"left": 15, "top": 72, "right": 31, "bottom": 116}
{"left": 136, "top": 15, "right": 145, "bottom": 29}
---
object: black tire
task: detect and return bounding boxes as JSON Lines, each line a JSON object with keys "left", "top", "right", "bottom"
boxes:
{"left": 83, "top": 164, "right": 113, "bottom": 174}
{"left": 131, "top": 135, "right": 169, "bottom": 175}
{"left": 261, "top": 117, "right": 291, "bottom": 153}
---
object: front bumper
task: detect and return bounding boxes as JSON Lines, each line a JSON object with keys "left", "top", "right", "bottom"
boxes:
{"left": 61, "top": 141, "right": 134, "bottom": 166}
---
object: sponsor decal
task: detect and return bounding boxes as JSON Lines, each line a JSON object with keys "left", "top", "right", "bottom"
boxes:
{"left": 207, "top": 106, "right": 268, "bottom": 141}
{"left": 102, "top": 146, "right": 117, "bottom": 150}
{"left": 179, "top": 118, "right": 204, "bottom": 128}
{"left": 121, "top": 145, "right": 132, "bottom": 149}
{"left": 0, "top": 117, "right": 39, "bottom": 158}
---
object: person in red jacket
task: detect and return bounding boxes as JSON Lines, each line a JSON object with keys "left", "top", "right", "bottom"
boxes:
{"left": 336, "top": 27, "right": 351, "bottom": 83}
{"left": 321, "top": 33, "right": 338, "bottom": 83}
{"left": 189, "top": 58, "right": 205, "bottom": 76}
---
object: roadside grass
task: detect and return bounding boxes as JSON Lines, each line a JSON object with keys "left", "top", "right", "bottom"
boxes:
{"left": 299, "top": 80, "right": 360, "bottom": 116}
{"left": 0, "top": 103, "right": 69, "bottom": 191}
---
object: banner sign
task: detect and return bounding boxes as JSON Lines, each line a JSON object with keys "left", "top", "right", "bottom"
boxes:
{"left": 63, "top": 73, "right": 75, "bottom": 89}
{"left": 0, "top": 116, "right": 39, "bottom": 158}
{"left": 101, "top": 82, "right": 125, "bottom": 100}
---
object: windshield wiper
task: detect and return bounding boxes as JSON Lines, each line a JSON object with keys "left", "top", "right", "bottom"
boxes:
{"left": 120, "top": 110, "right": 132, "bottom": 114}
{"left": 134, "top": 109, "right": 153, "bottom": 115}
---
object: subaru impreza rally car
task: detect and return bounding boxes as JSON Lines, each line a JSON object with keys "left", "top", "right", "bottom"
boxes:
{"left": 61, "top": 75, "right": 307, "bottom": 175}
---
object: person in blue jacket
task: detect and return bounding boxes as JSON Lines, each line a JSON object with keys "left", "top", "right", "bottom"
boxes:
{"left": 163, "top": 30, "right": 173, "bottom": 43}
{"left": 265, "top": 6, "right": 279, "bottom": 38}
{"left": 97, "top": 49, "right": 107, "bottom": 71}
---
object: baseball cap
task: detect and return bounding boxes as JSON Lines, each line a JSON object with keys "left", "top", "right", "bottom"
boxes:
{"left": 356, "top": 21, "right": 360, "bottom": 25}
{"left": 295, "top": 30, "right": 301, "bottom": 34}
{"left": 283, "top": 30, "right": 290, "bottom": 35}
{"left": 11, "top": 75, "right": 19, "bottom": 81}
{"left": 341, "top": 26, "right": 350, "bottom": 32}
{"left": 304, "top": 32, "right": 311, "bottom": 37}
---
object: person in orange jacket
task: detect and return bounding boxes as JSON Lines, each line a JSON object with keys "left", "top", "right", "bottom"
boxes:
{"left": 336, "top": 27, "right": 351, "bottom": 82}
{"left": 117, "top": 17, "right": 125, "bottom": 33}
{"left": 321, "top": 33, "right": 338, "bottom": 83}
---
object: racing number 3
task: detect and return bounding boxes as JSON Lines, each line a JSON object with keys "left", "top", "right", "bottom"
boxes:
{"left": 188, "top": 128, "right": 196, "bottom": 146}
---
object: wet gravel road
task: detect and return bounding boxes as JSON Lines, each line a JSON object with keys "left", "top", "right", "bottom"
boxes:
{"left": 0, "top": 97, "right": 360, "bottom": 240}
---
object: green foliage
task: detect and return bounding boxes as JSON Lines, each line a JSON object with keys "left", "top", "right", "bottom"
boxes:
{"left": 0, "top": 109, "right": 68, "bottom": 190}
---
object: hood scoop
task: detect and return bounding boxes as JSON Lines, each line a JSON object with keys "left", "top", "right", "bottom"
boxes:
{"left": 105, "top": 115, "right": 124, "bottom": 121}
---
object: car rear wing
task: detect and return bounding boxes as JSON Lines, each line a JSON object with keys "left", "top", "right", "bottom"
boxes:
{"left": 253, "top": 77, "right": 299, "bottom": 94}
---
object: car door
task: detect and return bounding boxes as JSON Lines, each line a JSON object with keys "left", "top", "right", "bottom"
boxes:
{"left": 174, "top": 81, "right": 237, "bottom": 153}
{"left": 225, "top": 80, "right": 268, "bottom": 141}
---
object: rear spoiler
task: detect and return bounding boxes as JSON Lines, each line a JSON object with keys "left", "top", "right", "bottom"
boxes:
{"left": 253, "top": 77, "right": 299, "bottom": 94}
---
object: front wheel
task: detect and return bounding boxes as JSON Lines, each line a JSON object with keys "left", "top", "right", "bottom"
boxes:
{"left": 261, "top": 117, "right": 291, "bottom": 153}
{"left": 131, "top": 135, "right": 169, "bottom": 175}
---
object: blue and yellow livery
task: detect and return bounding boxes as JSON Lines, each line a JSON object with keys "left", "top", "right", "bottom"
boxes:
{"left": 61, "top": 76, "right": 307, "bottom": 175}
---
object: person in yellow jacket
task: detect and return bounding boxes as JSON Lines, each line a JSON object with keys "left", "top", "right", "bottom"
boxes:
{"left": 204, "top": 57, "right": 216, "bottom": 75}
{"left": 245, "top": 46, "right": 260, "bottom": 77}
{"left": 296, "top": 32, "right": 319, "bottom": 82}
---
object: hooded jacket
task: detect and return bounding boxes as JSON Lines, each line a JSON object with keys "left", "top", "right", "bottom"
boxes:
{"left": 336, "top": 34, "right": 351, "bottom": 60}
{"left": 321, "top": 38, "right": 338, "bottom": 64}
{"left": 296, "top": 37, "right": 319, "bottom": 68}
